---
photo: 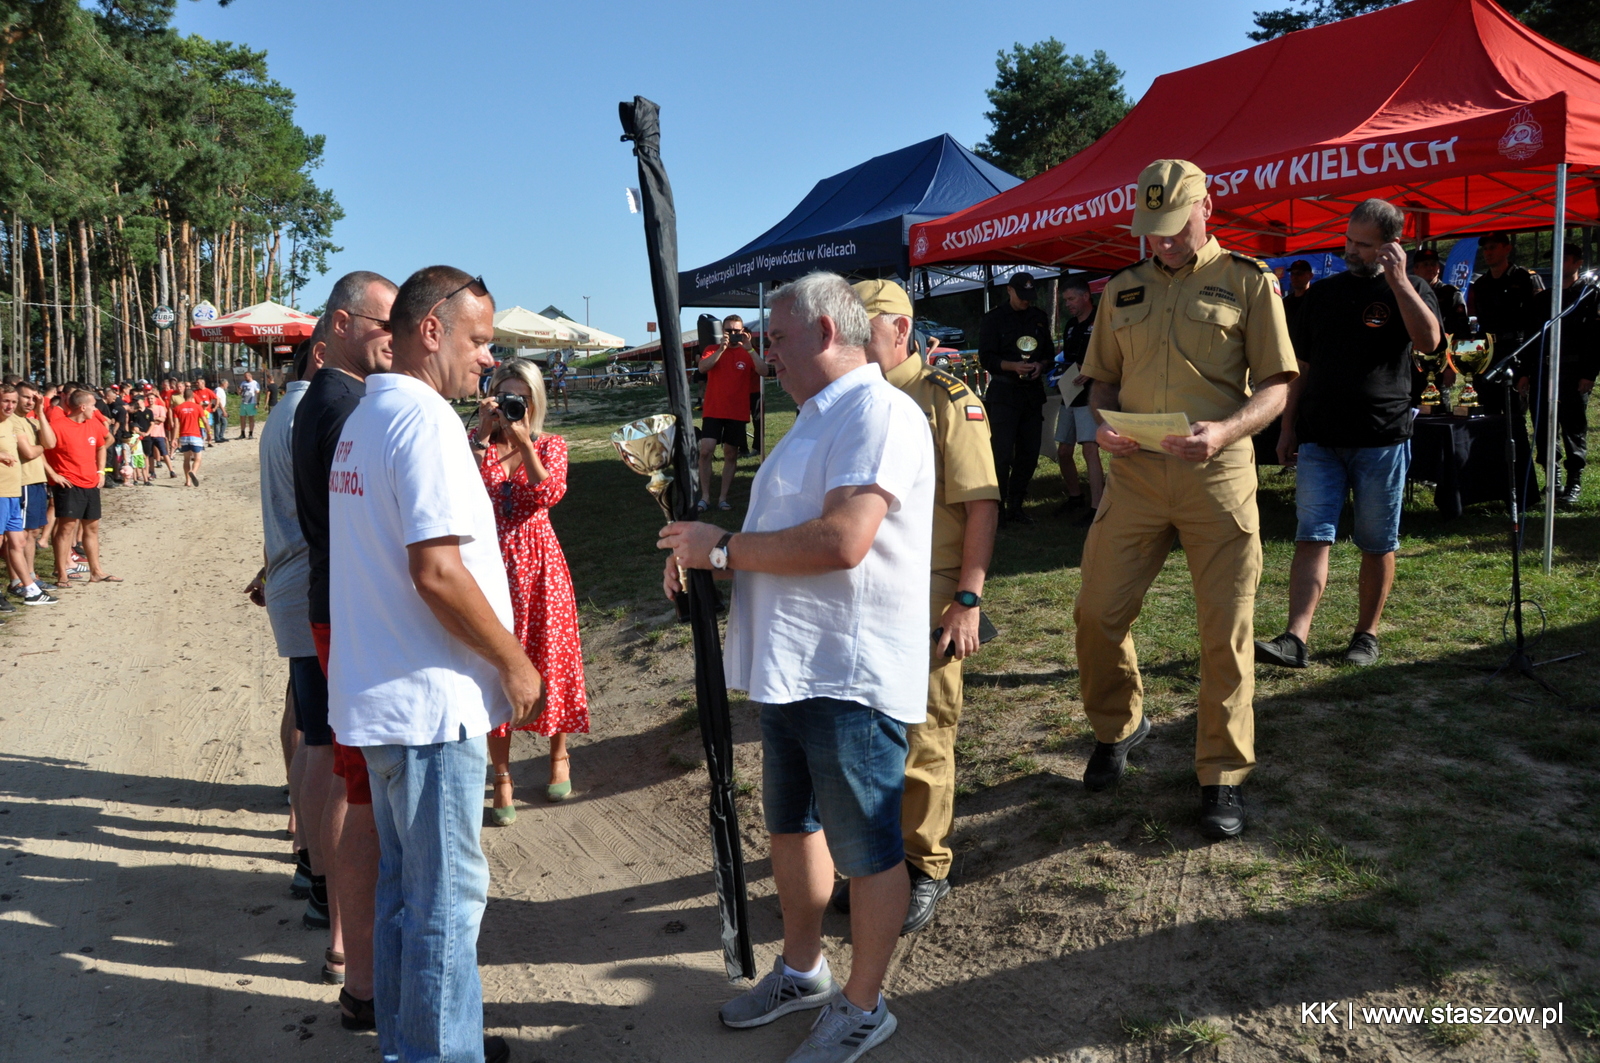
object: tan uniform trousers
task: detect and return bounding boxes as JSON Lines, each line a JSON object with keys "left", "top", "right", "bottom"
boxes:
{"left": 902, "top": 572, "right": 962, "bottom": 881}
{"left": 1074, "top": 445, "right": 1261, "bottom": 786}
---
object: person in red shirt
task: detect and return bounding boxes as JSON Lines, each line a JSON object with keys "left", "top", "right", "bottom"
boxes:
{"left": 45, "top": 389, "right": 118, "bottom": 586}
{"left": 696, "top": 315, "right": 765, "bottom": 511}
{"left": 172, "top": 385, "right": 208, "bottom": 486}
{"left": 192, "top": 377, "right": 218, "bottom": 442}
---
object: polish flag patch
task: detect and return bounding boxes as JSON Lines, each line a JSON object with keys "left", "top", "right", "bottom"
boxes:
{"left": 965, "top": 405, "right": 985, "bottom": 421}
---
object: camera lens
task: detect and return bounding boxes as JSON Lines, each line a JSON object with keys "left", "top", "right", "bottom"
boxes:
{"left": 497, "top": 393, "right": 527, "bottom": 422}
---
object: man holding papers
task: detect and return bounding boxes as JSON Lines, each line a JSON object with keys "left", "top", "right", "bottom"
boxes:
{"left": 1074, "top": 159, "right": 1298, "bottom": 840}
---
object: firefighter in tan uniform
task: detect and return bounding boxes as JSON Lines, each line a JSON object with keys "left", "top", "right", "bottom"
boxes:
{"left": 830, "top": 279, "right": 1000, "bottom": 933}
{"left": 1076, "top": 159, "right": 1298, "bottom": 839}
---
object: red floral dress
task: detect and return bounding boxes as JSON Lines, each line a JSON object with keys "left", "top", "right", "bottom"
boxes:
{"left": 480, "top": 436, "right": 589, "bottom": 736}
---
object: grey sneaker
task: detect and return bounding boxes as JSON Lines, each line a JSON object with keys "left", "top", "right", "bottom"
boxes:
{"left": 1344, "top": 632, "right": 1380, "bottom": 666}
{"left": 785, "top": 992, "right": 898, "bottom": 1063}
{"left": 719, "top": 955, "right": 836, "bottom": 1029}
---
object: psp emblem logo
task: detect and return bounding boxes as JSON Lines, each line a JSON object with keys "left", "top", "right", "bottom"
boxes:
{"left": 913, "top": 231, "right": 929, "bottom": 260}
{"left": 1498, "top": 107, "right": 1544, "bottom": 161}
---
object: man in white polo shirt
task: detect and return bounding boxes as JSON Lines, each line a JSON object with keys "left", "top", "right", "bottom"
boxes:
{"left": 327, "top": 265, "right": 540, "bottom": 1063}
{"left": 660, "top": 271, "right": 934, "bottom": 1063}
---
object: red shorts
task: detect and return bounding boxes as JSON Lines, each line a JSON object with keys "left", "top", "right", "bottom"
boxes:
{"left": 312, "top": 621, "right": 372, "bottom": 806}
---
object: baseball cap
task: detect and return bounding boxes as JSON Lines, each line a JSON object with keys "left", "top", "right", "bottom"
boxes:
{"left": 1007, "top": 271, "right": 1037, "bottom": 298}
{"left": 851, "top": 278, "right": 913, "bottom": 318}
{"left": 1288, "top": 259, "right": 1313, "bottom": 272}
{"left": 1413, "top": 248, "right": 1441, "bottom": 264}
{"left": 1131, "top": 159, "right": 1208, "bottom": 238}
{"left": 1482, "top": 231, "right": 1513, "bottom": 246}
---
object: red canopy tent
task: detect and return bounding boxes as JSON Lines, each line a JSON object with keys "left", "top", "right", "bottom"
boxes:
{"left": 188, "top": 300, "right": 317, "bottom": 345}
{"left": 910, "top": 0, "right": 1599, "bottom": 271}
{"left": 912, "top": 0, "right": 1600, "bottom": 570}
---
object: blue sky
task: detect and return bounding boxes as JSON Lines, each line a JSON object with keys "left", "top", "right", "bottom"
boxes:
{"left": 172, "top": 0, "right": 1273, "bottom": 343}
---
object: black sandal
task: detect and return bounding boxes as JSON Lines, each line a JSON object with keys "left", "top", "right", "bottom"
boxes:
{"left": 322, "top": 947, "right": 345, "bottom": 985}
{"left": 339, "top": 987, "right": 376, "bottom": 1031}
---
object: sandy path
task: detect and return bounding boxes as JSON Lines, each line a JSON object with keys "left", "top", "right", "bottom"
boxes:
{"left": 0, "top": 431, "right": 918, "bottom": 1063}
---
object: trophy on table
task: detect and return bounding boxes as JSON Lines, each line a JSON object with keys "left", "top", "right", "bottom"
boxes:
{"left": 1450, "top": 324, "right": 1494, "bottom": 417}
{"left": 1414, "top": 343, "right": 1447, "bottom": 414}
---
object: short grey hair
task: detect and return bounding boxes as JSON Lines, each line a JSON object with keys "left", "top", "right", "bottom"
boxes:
{"left": 769, "top": 272, "right": 870, "bottom": 350}
{"left": 1351, "top": 198, "right": 1405, "bottom": 243}
{"left": 326, "top": 270, "right": 397, "bottom": 317}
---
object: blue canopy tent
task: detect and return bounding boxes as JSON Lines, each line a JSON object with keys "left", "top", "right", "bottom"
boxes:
{"left": 680, "top": 134, "right": 1042, "bottom": 308}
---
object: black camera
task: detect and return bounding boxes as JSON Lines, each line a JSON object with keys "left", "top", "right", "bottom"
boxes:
{"left": 496, "top": 392, "right": 528, "bottom": 423}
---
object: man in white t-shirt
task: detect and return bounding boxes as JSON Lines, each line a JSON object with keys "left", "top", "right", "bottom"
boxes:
{"left": 328, "top": 266, "right": 540, "bottom": 1063}
{"left": 660, "top": 271, "right": 934, "bottom": 1063}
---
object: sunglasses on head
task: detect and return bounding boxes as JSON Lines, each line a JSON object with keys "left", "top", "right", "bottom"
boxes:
{"left": 426, "top": 275, "right": 489, "bottom": 322}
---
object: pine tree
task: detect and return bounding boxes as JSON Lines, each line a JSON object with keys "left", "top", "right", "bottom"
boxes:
{"left": 974, "top": 41, "right": 1132, "bottom": 180}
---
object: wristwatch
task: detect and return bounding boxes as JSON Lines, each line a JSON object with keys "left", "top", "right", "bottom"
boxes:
{"left": 952, "top": 590, "right": 982, "bottom": 608}
{"left": 709, "top": 532, "right": 734, "bottom": 570}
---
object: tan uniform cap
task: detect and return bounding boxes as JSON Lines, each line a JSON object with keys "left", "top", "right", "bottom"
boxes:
{"left": 852, "top": 278, "right": 914, "bottom": 319}
{"left": 1131, "top": 159, "right": 1208, "bottom": 238}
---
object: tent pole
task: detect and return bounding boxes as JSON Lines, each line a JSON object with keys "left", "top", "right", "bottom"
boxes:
{"left": 757, "top": 281, "right": 766, "bottom": 458}
{"left": 1542, "top": 163, "right": 1567, "bottom": 574}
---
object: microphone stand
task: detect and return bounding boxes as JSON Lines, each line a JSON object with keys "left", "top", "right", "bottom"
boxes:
{"left": 1475, "top": 287, "right": 1593, "bottom": 691}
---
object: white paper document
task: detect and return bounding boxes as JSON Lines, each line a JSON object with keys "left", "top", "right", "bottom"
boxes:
{"left": 1098, "top": 410, "right": 1193, "bottom": 452}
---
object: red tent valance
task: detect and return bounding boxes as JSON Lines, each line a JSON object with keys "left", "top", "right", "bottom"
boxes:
{"left": 189, "top": 300, "right": 317, "bottom": 345}
{"left": 911, "top": 0, "right": 1600, "bottom": 270}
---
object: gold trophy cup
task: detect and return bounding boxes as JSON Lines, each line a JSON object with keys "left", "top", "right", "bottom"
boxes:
{"left": 1414, "top": 344, "right": 1447, "bottom": 414}
{"left": 1450, "top": 335, "right": 1494, "bottom": 416}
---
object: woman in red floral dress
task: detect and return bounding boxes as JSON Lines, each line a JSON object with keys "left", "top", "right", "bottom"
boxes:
{"left": 476, "top": 359, "right": 588, "bottom": 823}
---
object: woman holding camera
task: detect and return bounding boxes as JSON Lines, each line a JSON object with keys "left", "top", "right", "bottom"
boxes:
{"left": 476, "top": 358, "right": 588, "bottom": 823}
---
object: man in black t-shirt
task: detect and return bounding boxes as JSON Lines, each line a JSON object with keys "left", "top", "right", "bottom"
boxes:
{"left": 289, "top": 269, "right": 395, "bottom": 1024}
{"left": 1257, "top": 199, "right": 1442, "bottom": 670}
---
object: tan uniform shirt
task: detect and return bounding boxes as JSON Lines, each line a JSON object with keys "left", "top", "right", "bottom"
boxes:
{"left": 1082, "top": 236, "right": 1297, "bottom": 425}
{"left": 885, "top": 354, "right": 1001, "bottom": 579}
{"left": 0, "top": 416, "right": 20, "bottom": 497}
{"left": 12, "top": 414, "right": 45, "bottom": 486}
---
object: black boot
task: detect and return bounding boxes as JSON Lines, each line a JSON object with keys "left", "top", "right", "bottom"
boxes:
{"left": 1199, "top": 785, "right": 1245, "bottom": 839}
{"left": 1083, "top": 716, "right": 1150, "bottom": 791}
{"left": 1559, "top": 471, "right": 1582, "bottom": 507}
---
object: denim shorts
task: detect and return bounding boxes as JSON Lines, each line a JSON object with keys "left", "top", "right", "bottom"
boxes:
{"left": 759, "top": 697, "right": 908, "bottom": 879}
{"left": 1054, "top": 404, "right": 1097, "bottom": 445}
{"left": 1295, "top": 440, "right": 1409, "bottom": 554}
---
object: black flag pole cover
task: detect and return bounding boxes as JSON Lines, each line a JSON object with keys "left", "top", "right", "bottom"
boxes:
{"left": 619, "top": 95, "right": 755, "bottom": 982}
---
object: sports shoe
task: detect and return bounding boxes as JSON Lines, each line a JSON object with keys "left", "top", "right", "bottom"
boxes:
{"left": 1199, "top": 785, "right": 1245, "bottom": 839}
{"left": 0, "top": 595, "right": 13, "bottom": 613}
{"left": 1344, "top": 632, "right": 1380, "bottom": 666}
{"left": 719, "top": 955, "right": 837, "bottom": 1029}
{"left": 900, "top": 867, "right": 950, "bottom": 936}
{"left": 289, "top": 849, "right": 312, "bottom": 898}
{"left": 1254, "top": 631, "right": 1308, "bottom": 669}
{"left": 303, "top": 879, "right": 330, "bottom": 928}
{"left": 22, "top": 590, "right": 58, "bottom": 606}
{"left": 1082, "top": 715, "right": 1150, "bottom": 792}
{"left": 785, "top": 992, "right": 898, "bottom": 1063}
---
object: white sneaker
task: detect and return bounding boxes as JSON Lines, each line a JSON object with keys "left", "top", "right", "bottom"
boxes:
{"left": 785, "top": 992, "right": 897, "bottom": 1063}
{"left": 719, "top": 956, "right": 836, "bottom": 1029}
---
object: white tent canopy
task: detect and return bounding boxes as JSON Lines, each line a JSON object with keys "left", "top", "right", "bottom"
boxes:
{"left": 550, "top": 315, "right": 626, "bottom": 350}
{"left": 492, "top": 306, "right": 584, "bottom": 349}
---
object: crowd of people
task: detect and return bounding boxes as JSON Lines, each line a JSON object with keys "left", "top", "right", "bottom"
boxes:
{"left": 249, "top": 266, "right": 587, "bottom": 1063}
{"left": 0, "top": 369, "right": 289, "bottom": 625}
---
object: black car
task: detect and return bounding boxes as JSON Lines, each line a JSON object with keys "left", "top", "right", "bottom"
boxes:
{"left": 916, "top": 318, "right": 965, "bottom": 347}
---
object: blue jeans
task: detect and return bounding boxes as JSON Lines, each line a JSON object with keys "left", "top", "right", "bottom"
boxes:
{"left": 1295, "top": 440, "right": 1409, "bottom": 554}
{"left": 363, "top": 733, "right": 490, "bottom": 1063}
{"left": 759, "top": 697, "right": 908, "bottom": 878}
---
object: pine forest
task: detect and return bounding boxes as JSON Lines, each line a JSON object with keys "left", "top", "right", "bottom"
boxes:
{"left": 0, "top": 0, "right": 340, "bottom": 384}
